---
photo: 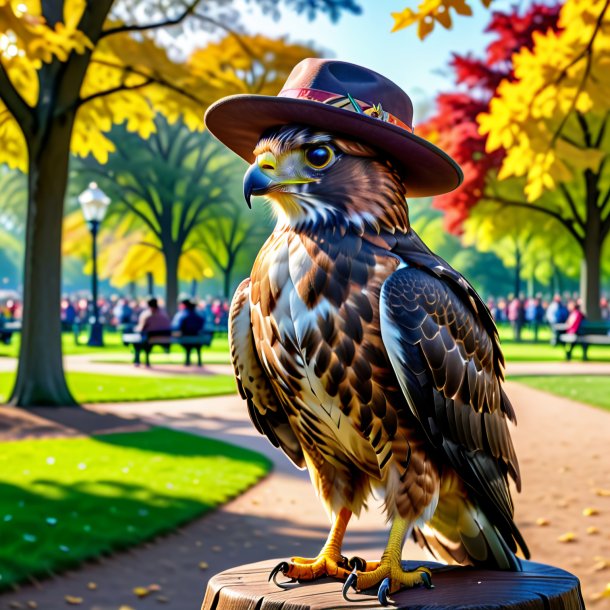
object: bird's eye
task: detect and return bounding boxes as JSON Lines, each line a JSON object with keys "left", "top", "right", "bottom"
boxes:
{"left": 305, "top": 145, "right": 333, "bottom": 169}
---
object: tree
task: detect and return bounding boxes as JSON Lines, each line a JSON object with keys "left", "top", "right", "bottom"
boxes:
{"left": 0, "top": 0, "right": 355, "bottom": 407}
{"left": 194, "top": 194, "right": 273, "bottom": 298}
{"left": 479, "top": 0, "right": 610, "bottom": 318}
{"left": 418, "top": 3, "right": 560, "bottom": 233}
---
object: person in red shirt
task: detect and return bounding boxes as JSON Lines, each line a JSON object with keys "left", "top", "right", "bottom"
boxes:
{"left": 565, "top": 301, "right": 585, "bottom": 334}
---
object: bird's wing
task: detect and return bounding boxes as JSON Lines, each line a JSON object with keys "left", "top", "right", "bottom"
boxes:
{"left": 379, "top": 264, "right": 526, "bottom": 554}
{"left": 229, "top": 278, "right": 305, "bottom": 468}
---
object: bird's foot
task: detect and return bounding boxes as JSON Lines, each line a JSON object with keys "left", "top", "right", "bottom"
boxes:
{"left": 342, "top": 561, "right": 433, "bottom": 606}
{"left": 269, "top": 553, "right": 352, "bottom": 586}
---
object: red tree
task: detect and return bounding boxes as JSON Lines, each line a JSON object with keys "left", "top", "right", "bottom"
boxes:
{"left": 421, "top": 4, "right": 561, "bottom": 233}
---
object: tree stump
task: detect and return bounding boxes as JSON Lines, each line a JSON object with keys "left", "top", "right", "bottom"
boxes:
{"left": 201, "top": 559, "right": 585, "bottom": 610}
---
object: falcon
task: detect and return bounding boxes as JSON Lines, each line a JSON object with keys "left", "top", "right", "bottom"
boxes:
{"left": 205, "top": 58, "right": 529, "bottom": 605}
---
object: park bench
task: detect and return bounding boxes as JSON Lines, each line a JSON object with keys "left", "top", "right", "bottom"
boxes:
{"left": 551, "top": 320, "right": 610, "bottom": 360}
{"left": 122, "top": 329, "right": 214, "bottom": 367}
{"left": 0, "top": 320, "right": 21, "bottom": 345}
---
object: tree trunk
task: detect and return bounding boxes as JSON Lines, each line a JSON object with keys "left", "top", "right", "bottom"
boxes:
{"left": 146, "top": 271, "right": 154, "bottom": 296}
{"left": 580, "top": 239, "right": 601, "bottom": 320}
{"left": 513, "top": 248, "right": 522, "bottom": 297}
{"left": 581, "top": 169, "right": 602, "bottom": 320}
{"left": 164, "top": 247, "right": 179, "bottom": 318}
{"left": 9, "top": 121, "right": 78, "bottom": 407}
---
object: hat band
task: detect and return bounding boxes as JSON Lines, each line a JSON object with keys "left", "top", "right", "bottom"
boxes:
{"left": 278, "top": 87, "right": 414, "bottom": 133}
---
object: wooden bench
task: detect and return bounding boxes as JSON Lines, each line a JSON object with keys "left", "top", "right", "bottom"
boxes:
{"left": 0, "top": 320, "right": 21, "bottom": 345}
{"left": 122, "top": 329, "right": 214, "bottom": 367}
{"left": 552, "top": 321, "right": 610, "bottom": 360}
{"left": 202, "top": 558, "right": 584, "bottom": 610}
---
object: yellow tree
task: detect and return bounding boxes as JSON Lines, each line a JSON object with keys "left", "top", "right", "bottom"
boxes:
{"left": 478, "top": 0, "right": 610, "bottom": 319}
{"left": 0, "top": 0, "right": 351, "bottom": 407}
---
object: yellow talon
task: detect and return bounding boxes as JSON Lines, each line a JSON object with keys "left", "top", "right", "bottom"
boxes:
{"left": 269, "top": 508, "right": 353, "bottom": 584}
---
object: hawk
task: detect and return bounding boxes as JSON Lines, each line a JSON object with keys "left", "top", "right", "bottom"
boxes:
{"left": 205, "top": 59, "right": 528, "bottom": 605}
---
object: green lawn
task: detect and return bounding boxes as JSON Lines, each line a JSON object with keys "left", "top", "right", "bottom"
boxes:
{"left": 0, "top": 372, "right": 237, "bottom": 403}
{"left": 0, "top": 332, "right": 232, "bottom": 363}
{"left": 510, "top": 375, "right": 610, "bottom": 412}
{"left": 0, "top": 427, "right": 271, "bottom": 591}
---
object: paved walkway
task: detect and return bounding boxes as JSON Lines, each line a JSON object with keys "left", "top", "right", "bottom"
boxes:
{"left": 1, "top": 380, "right": 609, "bottom": 609}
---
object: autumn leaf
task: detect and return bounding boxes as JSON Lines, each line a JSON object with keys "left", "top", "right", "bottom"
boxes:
{"left": 64, "top": 596, "right": 83, "bottom": 605}
{"left": 558, "top": 532, "right": 577, "bottom": 543}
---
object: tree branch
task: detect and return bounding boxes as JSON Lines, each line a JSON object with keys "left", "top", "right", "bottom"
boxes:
{"left": 89, "top": 59, "right": 210, "bottom": 107}
{"left": 559, "top": 183, "right": 585, "bottom": 229}
{"left": 487, "top": 195, "right": 585, "bottom": 245}
{"left": 0, "top": 60, "right": 33, "bottom": 134}
{"left": 100, "top": 0, "right": 202, "bottom": 38}
{"left": 76, "top": 78, "right": 153, "bottom": 109}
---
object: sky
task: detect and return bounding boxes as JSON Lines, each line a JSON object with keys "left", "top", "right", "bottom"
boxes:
{"left": 226, "top": 0, "right": 514, "bottom": 122}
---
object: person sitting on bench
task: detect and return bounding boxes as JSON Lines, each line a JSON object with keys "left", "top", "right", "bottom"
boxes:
{"left": 172, "top": 298, "right": 205, "bottom": 366}
{"left": 133, "top": 297, "right": 172, "bottom": 366}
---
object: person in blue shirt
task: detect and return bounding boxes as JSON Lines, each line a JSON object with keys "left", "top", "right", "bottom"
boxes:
{"left": 172, "top": 299, "right": 205, "bottom": 366}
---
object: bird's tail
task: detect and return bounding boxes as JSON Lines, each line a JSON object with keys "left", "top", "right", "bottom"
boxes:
{"left": 413, "top": 474, "right": 528, "bottom": 571}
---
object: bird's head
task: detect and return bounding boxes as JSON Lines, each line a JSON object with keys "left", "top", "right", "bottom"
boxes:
{"left": 243, "top": 125, "right": 409, "bottom": 233}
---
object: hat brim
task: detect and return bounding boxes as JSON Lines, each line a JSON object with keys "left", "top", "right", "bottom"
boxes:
{"left": 204, "top": 94, "right": 463, "bottom": 198}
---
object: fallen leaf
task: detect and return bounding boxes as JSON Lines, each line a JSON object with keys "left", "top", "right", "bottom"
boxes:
{"left": 119, "top": 606, "right": 135, "bottom": 610}
{"left": 593, "top": 558, "right": 609, "bottom": 571}
{"left": 558, "top": 532, "right": 577, "bottom": 543}
{"left": 211, "top": 545, "right": 222, "bottom": 552}
{"left": 86, "top": 582, "right": 97, "bottom": 590}
{"left": 148, "top": 584, "right": 161, "bottom": 592}
{"left": 594, "top": 488, "right": 610, "bottom": 497}
{"left": 587, "top": 526, "right": 600, "bottom": 535}
{"left": 535, "top": 517, "right": 550, "bottom": 526}
{"left": 199, "top": 561, "right": 209, "bottom": 570}
{"left": 26, "top": 603, "right": 37, "bottom": 609}
{"left": 64, "top": 597, "right": 83, "bottom": 605}
{"left": 132, "top": 587, "right": 150, "bottom": 598}
{"left": 9, "top": 602, "right": 23, "bottom": 609}
{"left": 590, "top": 583, "right": 610, "bottom": 601}
{"left": 156, "top": 596, "right": 170, "bottom": 603}
{"left": 583, "top": 507, "right": 599, "bottom": 517}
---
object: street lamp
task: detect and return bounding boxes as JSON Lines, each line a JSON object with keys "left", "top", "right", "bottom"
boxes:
{"left": 78, "top": 182, "right": 110, "bottom": 347}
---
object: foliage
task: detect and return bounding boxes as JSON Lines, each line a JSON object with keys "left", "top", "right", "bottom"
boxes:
{"left": 420, "top": 3, "right": 561, "bottom": 232}
{"left": 392, "top": 0, "right": 492, "bottom": 40}
{"left": 194, "top": 182, "right": 274, "bottom": 298}
{"left": 509, "top": 375, "right": 610, "bottom": 412}
{"left": 479, "top": 0, "right": 610, "bottom": 201}
{"left": 0, "top": 371, "right": 237, "bottom": 403}
{"left": 0, "top": 427, "right": 270, "bottom": 590}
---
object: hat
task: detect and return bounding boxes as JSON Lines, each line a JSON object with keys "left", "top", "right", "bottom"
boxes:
{"left": 204, "top": 58, "right": 462, "bottom": 198}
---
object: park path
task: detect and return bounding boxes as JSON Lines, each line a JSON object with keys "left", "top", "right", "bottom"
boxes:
{"left": 0, "top": 352, "right": 609, "bottom": 377}
{"left": 1, "top": 380, "right": 609, "bottom": 609}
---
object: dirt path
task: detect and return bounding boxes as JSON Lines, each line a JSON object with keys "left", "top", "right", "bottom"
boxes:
{"left": 0, "top": 383, "right": 609, "bottom": 609}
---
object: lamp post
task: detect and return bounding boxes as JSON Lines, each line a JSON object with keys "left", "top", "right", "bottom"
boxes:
{"left": 78, "top": 182, "right": 110, "bottom": 347}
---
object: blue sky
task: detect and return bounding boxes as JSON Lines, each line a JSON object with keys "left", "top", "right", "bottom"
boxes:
{"left": 232, "top": 0, "right": 513, "bottom": 122}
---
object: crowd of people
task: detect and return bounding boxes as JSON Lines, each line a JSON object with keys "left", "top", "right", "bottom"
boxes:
{"left": 486, "top": 293, "right": 609, "bottom": 341}
{"left": 2, "top": 291, "right": 609, "bottom": 346}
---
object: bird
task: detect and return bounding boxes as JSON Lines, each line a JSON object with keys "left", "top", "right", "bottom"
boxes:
{"left": 205, "top": 58, "right": 529, "bottom": 606}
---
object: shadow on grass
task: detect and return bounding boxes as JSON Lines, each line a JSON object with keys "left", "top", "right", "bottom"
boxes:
{"left": 0, "top": 428, "right": 271, "bottom": 591}
{"left": 0, "top": 478, "right": 212, "bottom": 590}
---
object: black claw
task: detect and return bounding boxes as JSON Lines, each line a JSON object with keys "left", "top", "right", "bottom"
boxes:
{"left": 269, "top": 561, "right": 295, "bottom": 588}
{"left": 420, "top": 571, "right": 434, "bottom": 589}
{"left": 342, "top": 569, "right": 359, "bottom": 602}
{"left": 378, "top": 578, "right": 391, "bottom": 606}
{"left": 348, "top": 556, "right": 367, "bottom": 572}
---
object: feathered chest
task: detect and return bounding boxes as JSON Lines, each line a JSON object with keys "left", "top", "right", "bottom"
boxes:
{"left": 249, "top": 228, "right": 400, "bottom": 417}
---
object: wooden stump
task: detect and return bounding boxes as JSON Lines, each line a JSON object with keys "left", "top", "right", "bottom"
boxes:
{"left": 202, "top": 559, "right": 585, "bottom": 610}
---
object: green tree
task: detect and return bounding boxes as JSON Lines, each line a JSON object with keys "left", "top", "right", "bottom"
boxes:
{"left": 0, "top": 0, "right": 350, "bottom": 407}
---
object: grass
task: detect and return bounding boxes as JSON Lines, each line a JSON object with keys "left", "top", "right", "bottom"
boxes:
{"left": 510, "top": 375, "right": 610, "bottom": 413}
{"left": 0, "top": 427, "right": 271, "bottom": 591}
{"left": 0, "top": 332, "right": 233, "bottom": 363}
{"left": 0, "top": 372, "right": 237, "bottom": 403}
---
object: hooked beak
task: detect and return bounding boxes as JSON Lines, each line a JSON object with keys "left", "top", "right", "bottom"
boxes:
{"left": 243, "top": 164, "right": 275, "bottom": 209}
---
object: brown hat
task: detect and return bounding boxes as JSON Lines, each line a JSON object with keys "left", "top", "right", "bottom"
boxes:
{"left": 204, "top": 58, "right": 462, "bottom": 198}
